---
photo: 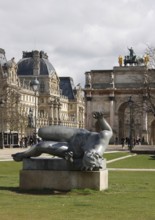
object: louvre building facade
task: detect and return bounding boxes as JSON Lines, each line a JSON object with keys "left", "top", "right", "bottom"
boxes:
{"left": 0, "top": 48, "right": 85, "bottom": 147}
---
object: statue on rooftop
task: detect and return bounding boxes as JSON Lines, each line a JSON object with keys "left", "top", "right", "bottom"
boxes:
{"left": 128, "top": 47, "right": 135, "bottom": 59}
{"left": 118, "top": 55, "right": 123, "bottom": 66}
{"left": 144, "top": 54, "right": 149, "bottom": 66}
{"left": 124, "top": 47, "right": 137, "bottom": 66}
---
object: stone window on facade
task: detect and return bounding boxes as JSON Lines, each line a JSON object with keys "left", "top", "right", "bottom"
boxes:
{"left": 40, "top": 98, "right": 44, "bottom": 103}
{"left": 40, "top": 110, "right": 44, "bottom": 117}
{"left": 40, "top": 81, "right": 45, "bottom": 93}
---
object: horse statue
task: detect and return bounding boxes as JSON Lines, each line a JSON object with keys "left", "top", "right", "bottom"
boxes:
{"left": 124, "top": 47, "right": 145, "bottom": 66}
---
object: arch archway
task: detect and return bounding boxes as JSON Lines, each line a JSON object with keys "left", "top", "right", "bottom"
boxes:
{"left": 118, "top": 102, "right": 128, "bottom": 142}
{"left": 118, "top": 101, "right": 143, "bottom": 144}
{"left": 150, "top": 120, "right": 155, "bottom": 144}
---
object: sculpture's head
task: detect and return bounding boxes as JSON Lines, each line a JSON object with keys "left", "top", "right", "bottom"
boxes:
{"left": 82, "top": 150, "right": 103, "bottom": 170}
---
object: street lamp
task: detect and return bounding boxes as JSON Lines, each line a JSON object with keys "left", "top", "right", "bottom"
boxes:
{"left": 0, "top": 99, "right": 5, "bottom": 149}
{"left": 30, "top": 78, "right": 39, "bottom": 144}
{"left": 127, "top": 96, "right": 134, "bottom": 151}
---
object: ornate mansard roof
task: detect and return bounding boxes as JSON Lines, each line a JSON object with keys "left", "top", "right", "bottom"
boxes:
{"left": 59, "top": 77, "right": 76, "bottom": 100}
{"left": 17, "top": 50, "right": 56, "bottom": 76}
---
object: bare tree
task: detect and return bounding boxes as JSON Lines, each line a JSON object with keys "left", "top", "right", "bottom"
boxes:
{"left": 145, "top": 45, "right": 155, "bottom": 69}
{"left": 140, "top": 45, "right": 155, "bottom": 116}
{"left": 126, "top": 45, "right": 155, "bottom": 117}
{"left": 2, "top": 86, "right": 22, "bottom": 146}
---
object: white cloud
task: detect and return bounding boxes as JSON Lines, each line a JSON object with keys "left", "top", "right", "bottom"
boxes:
{"left": 0, "top": 0, "right": 155, "bottom": 85}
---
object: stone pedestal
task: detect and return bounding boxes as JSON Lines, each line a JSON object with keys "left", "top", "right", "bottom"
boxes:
{"left": 20, "top": 158, "right": 108, "bottom": 191}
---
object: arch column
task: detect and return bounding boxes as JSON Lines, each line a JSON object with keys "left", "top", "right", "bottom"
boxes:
{"left": 142, "top": 98, "right": 148, "bottom": 144}
{"left": 109, "top": 92, "right": 115, "bottom": 130}
{"left": 85, "top": 91, "right": 92, "bottom": 130}
{"left": 109, "top": 92, "right": 115, "bottom": 144}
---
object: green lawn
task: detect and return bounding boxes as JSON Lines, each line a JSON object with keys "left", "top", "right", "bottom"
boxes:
{"left": 0, "top": 157, "right": 155, "bottom": 220}
{"left": 107, "top": 154, "right": 155, "bottom": 169}
{"left": 104, "top": 152, "right": 131, "bottom": 161}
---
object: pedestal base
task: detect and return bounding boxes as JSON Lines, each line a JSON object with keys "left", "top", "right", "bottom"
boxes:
{"left": 20, "top": 169, "right": 108, "bottom": 191}
{"left": 19, "top": 158, "right": 108, "bottom": 191}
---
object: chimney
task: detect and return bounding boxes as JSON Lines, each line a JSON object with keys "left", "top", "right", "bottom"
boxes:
{"left": 33, "top": 50, "right": 40, "bottom": 76}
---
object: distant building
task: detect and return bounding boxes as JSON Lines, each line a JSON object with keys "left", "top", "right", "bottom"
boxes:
{"left": 0, "top": 49, "right": 85, "bottom": 147}
{"left": 84, "top": 65, "right": 155, "bottom": 145}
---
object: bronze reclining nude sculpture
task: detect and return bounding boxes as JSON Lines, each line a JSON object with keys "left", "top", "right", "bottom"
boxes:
{"left": 12, "top": 112, "right": 113, "bottom": 170}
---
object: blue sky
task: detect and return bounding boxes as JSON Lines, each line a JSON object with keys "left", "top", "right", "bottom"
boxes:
{"left": 1, "top": 0, "right": 155, "bottom": 85}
